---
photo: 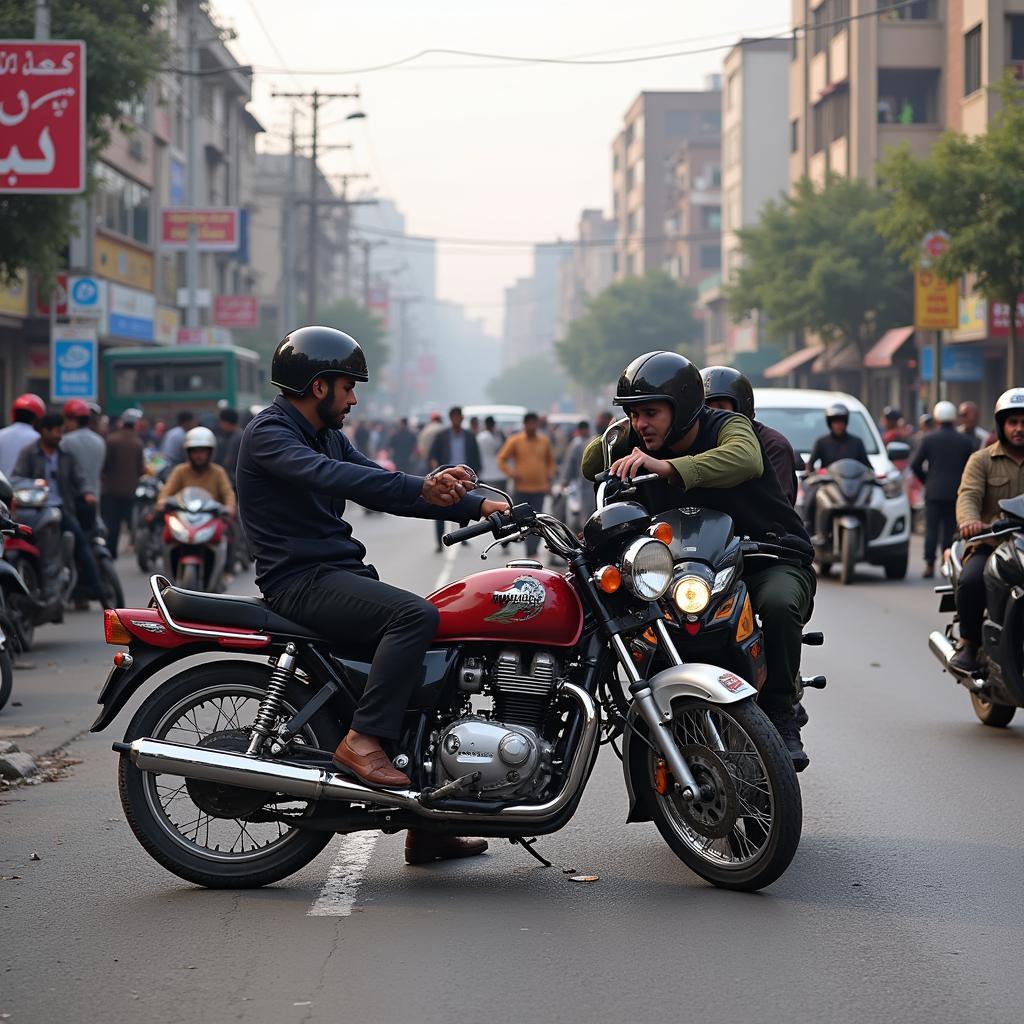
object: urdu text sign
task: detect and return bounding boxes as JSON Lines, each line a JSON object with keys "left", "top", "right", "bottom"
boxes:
{"left": 914, "top": 271, "right": 958, "bottom": 331}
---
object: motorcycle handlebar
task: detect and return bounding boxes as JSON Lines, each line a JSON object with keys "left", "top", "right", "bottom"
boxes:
{"left": 442, "top": 513, "right": 504, "bottom": 547}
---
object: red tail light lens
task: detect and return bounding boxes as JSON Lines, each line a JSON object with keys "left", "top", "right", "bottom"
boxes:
{"left": 104, "top": 609, "right": 132, "bottom": 646}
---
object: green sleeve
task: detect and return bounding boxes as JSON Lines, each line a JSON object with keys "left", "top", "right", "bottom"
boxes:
{"left": 581, "top": 433, "right": 634, "bottom": 481}
{"left": 667, "top": 416, "right": 763, "bottom": 490}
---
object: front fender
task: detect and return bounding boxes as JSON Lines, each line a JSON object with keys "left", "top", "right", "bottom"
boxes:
{"left": 837, "top": 515, "right": 861, "bottom": 532}
{"left": 621, "top": 663, "right": 756, "bottom": 823}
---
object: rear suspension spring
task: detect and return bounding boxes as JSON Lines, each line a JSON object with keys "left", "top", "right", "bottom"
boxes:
{"left": 246, "top": 643, "right": 297, "bottom": 755}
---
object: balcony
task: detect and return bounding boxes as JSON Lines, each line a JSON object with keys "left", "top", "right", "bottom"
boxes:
{"left": 877, "top": 69, "right": 941, "bottom": 126}
{"left": 877, "top": 18, "right": 944, "bottom": 70}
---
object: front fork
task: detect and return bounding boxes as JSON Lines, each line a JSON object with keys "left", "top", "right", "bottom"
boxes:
{"left": 611, "top": 618, "right": 705, "bottom": 803}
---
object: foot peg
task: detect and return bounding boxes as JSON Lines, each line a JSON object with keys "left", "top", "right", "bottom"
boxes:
{"left": 800, "top": 674, "right": 827, "bottom": 690}
{"left": 419, "top": 771, "right": 480, "bottom": 805}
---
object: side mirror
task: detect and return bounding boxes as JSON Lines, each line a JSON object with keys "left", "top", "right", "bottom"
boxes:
{"left": 602, "top": 417, "right": 629, "bottom": 471}
{"left": 886, "top": 441, "right": 911, "bottom": 462}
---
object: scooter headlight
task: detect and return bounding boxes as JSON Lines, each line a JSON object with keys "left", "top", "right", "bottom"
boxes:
{"left": 167, "top": 515, "right": 190, "bottom": 542}
{"left": 881, "top": 469, "right": 904, "bottom": 499}
{"left": 673, "top": 575, "right": 711, "bottom": 615}
{"left": 619, "top": 537, "right": 673, "bottom": 601}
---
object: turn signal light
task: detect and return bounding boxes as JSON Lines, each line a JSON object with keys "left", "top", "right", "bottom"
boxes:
{"left": 595, "top": 565, "right": 622, "bottom": 593}
{"left": 104, "top": 609, "right": 132, "bottom": 646}
{"left": 735, "top": 596, "right": 755, "bottom": 642}
{"left": 712, "top": 594, "right": 738, "bottom": 622}
{"left": 649, "top": 522, "right": 673, "bottom": 545}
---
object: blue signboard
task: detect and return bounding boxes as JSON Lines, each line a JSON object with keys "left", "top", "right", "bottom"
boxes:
{"left": 51, "top": 326, "right": 98, "bottom": 402}
{"left": 920, "top": 343, "right": 984, "bottom": 383}
{"left": 169, "top": 159, "right": 186, "bottom": 206}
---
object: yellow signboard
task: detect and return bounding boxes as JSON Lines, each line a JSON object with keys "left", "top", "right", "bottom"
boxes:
{"left": 915, "top": 270, "right": 958, "bottom": 330}
{"left": 95, "top": 233, "right": 154, "bottom": 292}
{"left": 0, "top": 272, "right": 29, "bottom": 317}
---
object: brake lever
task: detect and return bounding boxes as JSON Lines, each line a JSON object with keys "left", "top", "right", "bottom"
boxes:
{"left": 481, "top": 532, "right": 523, "bottom": 559}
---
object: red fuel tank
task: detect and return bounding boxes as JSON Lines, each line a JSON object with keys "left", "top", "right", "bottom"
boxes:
{"left": 428, "top": 566, "right": 584, "bottom": 647}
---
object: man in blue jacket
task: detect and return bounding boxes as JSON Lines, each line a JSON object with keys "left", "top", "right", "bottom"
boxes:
{"left": 238, "top": 328, "right": 506, "bottom": 861}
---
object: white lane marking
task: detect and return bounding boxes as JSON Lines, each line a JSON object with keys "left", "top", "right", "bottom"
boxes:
{"left": 308, "top": 832, "right": 380, "bottom": 917}
{"left": 431, "top": 541, "right": 460, "bottom": 592}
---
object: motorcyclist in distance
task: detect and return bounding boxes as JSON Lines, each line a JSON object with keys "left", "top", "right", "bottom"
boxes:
{"left": 802, "top": 403, "right": 871, "bottom": 539}
{"left": 156, "top": 427, "right": 236, "bottom": 517}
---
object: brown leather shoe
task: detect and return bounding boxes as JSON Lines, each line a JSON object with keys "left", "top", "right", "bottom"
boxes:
{"left": 405, "top": 831, "right": 489, "bottom": 865}
{"left": 332, "top": 735, "right": 411, "bottom": 788}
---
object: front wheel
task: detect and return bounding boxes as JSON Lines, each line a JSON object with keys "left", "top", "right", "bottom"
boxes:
{"left": 969, "top": 692, "right": 1016, "bottom": 727}
{"left": 99, "top": 557, "right": 124, "bottom": 609}
{"left": 883, "top": 551, "right": 908, "bottom": 580}
{"left": 178, "top": 561, "right": 201, "bottom": 591}
{"left": 644, "top": 697, "right": 802, "bottom": 891}
{"left": 840, "top": 529, "right": 857, "bottom": 585}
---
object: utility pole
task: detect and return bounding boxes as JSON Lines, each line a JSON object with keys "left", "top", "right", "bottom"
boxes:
{"left": 271, "top": 89, "right": 360, "bottom": 320}
{"left": 359, "top": 239, "right": 387, "bottom": 307}
{"left": 330, "top": 173, "right": 370, "bottom": 300}
{"left": 34, "top": 0, "right": 49, "bottom": 39}
{"left": 186, "top": 0, "right": 200, "bottom": 328}
{"left": 391, "top": 295, "right": 420, "bottom": 413}
{"left": 281, "top": 108, "right": 298, "bottom": 334}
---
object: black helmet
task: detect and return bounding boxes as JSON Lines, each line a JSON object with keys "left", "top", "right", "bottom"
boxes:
{"left": 271, "top": 326, "right": 369, "bottom": 396}
{"left": 701, "top": 365, "right": 754, "bottom": 420}
{"left": 825, "top": 402, "right": 850, "bottom": 423}
{"left": 613, "top": 351, "right": 704, "bottom": 446}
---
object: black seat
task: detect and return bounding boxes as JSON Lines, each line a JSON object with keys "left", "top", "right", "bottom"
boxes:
{"left": 161, "top": 585, "right": 325, "bottom": 639}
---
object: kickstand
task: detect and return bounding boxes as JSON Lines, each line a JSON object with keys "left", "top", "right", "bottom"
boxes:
{"left": 509, "top": 836, "right": 553, "bottom": 868}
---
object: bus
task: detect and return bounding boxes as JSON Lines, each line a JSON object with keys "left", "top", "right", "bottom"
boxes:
{"left": 101, "top": 345, "right": 264, "bottom": 422}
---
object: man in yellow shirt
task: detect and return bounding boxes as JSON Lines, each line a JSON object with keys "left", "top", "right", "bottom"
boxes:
{"left": 157, "top": 426, "right": 237, "bottom": 515}
{"left": 496, "top": 411, "right": 556, "bottom": 557}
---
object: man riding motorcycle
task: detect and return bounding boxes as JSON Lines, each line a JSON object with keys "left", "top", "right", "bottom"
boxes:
{"left": 581, "top": 351, "right": 816, "bottom": 771}
{"left": 236, "top": 326, "right": 507, "bottom": 864}
{"left": 950, "top": 388, "right": 1024, "bottom": 675}
{"left": 802, "top": 403, "right": 871, "bottom": 538}
{"left": 156, "top": 427, "right": 237, "bottom": 517}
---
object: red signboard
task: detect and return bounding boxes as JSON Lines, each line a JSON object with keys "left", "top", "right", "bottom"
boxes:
{"left": 988, "top": 296, "right": 1024, "bottom": 338}
{"left": 35, "top": 273, "right": 68, "bottom": 316}
{"left": 160, "top": 209, "right": 240, "bottom": 252}
{"left": 367, "top": 284, "right": 390, "bottom": 330}
{"left": 213, "top": 295, "right": 258, "bottom": 329}
{"left": 0, "top": 41, "right": 86, "bottom": 194}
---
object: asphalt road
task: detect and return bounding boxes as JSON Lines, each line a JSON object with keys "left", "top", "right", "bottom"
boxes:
{"left": 3, "top": 513, "right": 1024, "bottom": 1024}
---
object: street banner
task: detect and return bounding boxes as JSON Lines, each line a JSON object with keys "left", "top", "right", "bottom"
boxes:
{"left": 987, "top": 296, "right": 1024, "bottom": 338}
{"left": 160, "top": 208, "right": 240, "bottom": 252}
{"left": 68, "top": 275, "right": 107, "bottom": 319}
{"left": 213, "top": 294, "right": 258, "bottom": 329}
{"left": 35, "top": 272, "right": 67, "bottom": 316}
{"left": 107, "top": 283, "right": 155, "bottom": 342}
{"left": 0, "top": 272, "right": 29, "bottom": 317}
{"left": 914, "top": 270, "right": 958, "bottom": 330}
{"left": 50, "top": 323, "right": 97, "bottom": 402}
{"left": 0, "top": 40, "right": 86, "bottom": 194}
{"left": 920, "top": 343, "right": 984, "bottom": 383}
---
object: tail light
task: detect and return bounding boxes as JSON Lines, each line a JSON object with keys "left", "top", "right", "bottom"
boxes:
{"left": 103, "top": 609, "right": 132, "bottom": 646}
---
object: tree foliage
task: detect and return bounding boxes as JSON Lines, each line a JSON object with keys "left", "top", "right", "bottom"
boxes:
{"left": 726, "top": 174, "right": 912, "bottom": 354}
{"left": 555, "top": 272, "right": 700, "bottom": 390}
{"left": 878, "top": 75, "right": 1024, "bottom": 380}
{"left": 314, "top": 297, "right": 389, "bottom": 383}
{"left": 486, "top": 354, "right": 569, "bottom": 408}
{"left": 0, "top": 0, "right": 168, "bottom": 285}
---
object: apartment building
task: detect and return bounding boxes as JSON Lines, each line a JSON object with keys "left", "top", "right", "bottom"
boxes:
{"left": 554, "top": 209, "right": 616, "bottom": 343}
{"left": 611, "top": 85, "right": 722, "bottom": 281}
{"left": 663, "top": 138, "right": 722, "bottom": 292}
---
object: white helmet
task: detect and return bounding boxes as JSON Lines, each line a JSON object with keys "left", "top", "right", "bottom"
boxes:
{"left": 184, "top": 426, "right": 217, "bottom": 450}
{"left": 994, "top": 388, "right": 1024, "bottom": 418}
{"left": 933, "top": 400, "right": 957, "bottom": 424}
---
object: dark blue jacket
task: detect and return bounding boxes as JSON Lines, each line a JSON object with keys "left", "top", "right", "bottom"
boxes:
{"left": 237, "top": 397, "right": 485, "bottom": 597}
{"left": 910, "top": 423, "right": 976, "bottom": 502}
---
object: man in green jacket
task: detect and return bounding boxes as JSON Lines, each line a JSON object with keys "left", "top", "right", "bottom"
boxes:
{"left": 582, "top": 351, "right": 816, "bottom": 771}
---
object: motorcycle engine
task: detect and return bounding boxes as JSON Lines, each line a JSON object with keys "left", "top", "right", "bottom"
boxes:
{"left": 435, "top": 717, "right": 552, "bottom": 799}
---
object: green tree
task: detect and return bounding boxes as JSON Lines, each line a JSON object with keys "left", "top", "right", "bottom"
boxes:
{"left": 726, "top": 174, "right": 912, "bottom": 390}
{"left": 0, "top": 1, "right": 168, "bottom": 286}
{"left": 313, "top": 297, "right": 389, "bottom": 384}
{"left": 878, "top": 75, "right": 1024, "bottom": 385}
{"left": 486, "top": 354, "right": 569, "bottom": 408}
{"left": 555, "top": 272, "right": 700, "bottom": 390}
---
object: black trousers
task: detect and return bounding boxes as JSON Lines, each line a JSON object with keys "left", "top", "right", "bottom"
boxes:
{"left": 513, "top": 491, "right": 546, "bottom": 556}
{"left": 266, "top": 565, "right": 440, "bottom": 739}
{"left": 101, "top": 495, "right": 135, "bottom": 558}
{"left": 956, "top": 551, "right": 987, "bottom": 645}
{"left": 923, "top": 499, "right": 957, "bottom": 566}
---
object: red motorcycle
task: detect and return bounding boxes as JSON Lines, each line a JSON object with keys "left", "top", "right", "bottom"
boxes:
{"left": 96, "top": 475, "right": 801, "bottom": 891}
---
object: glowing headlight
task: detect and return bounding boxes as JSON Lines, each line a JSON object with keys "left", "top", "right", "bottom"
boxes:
{"left": 167, "top": 515, "right": 190, "bottom": 542}
{"left": 14, "top": 487, "right": 46, "bottom": 506}
{"left": 881, "top": 470, "right": 904, "bottom": 499}
{"left": 192, "top": 523, "right": 217, "bottom": 544}
{"left": 619, "top": 537, "right": 673, "bottom": 601}
{"left": 674, "top": 575, "right": 711, "bottom": 615}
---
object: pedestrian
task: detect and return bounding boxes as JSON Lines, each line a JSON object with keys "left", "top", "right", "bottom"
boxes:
{"left": 215, "top": 407, "right": 243, "bottom": 485}
{"left": 388, "top": 417, "right": 417, "bottom": 473}
{"left": 957, "top": 401, "right": 990, "bottom": 451}
{"left": 911, "top": 401, "right": 976, "bottom": 578}
{"left": 416, "top": 413, "right": 444, "bottom": 474}
{"left": 160, "top": 410, "right": 196, "bottom": 465}
{"left": 497, "top": 412, "right": 556, "bottom": 557}
{"left": 101, "top": 408, "right": 145, "bottom": 558}
{"left": 61, "top": 399, "right": 106, "bottom": 530}
{"left": 476, "top": 415, "right": 505, "bottom": 491}
{"left": 428, "top": 406, "right": 482, "bottom": 552}
{"left": 559, "top": 419, "right": 597, "bottom": 528}
{"left": 0, "top": 393, "right": 45, "bottom": 479}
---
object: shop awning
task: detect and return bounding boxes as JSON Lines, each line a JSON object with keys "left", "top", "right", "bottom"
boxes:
{"left": 864, "top": 326, "right": 914, "bottom": 368}
{"left": 812, "top": 343, "right": 861, "bottom": 372}
{"left": 763, "top": 345, "right": 824, "bottom": 379}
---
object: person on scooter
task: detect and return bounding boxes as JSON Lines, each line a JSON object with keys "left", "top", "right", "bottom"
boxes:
{"left": 12, "top": 412, "right": 105, "bottom": 603}
{"left": 581, "top": 352, "right": 816, "bottom": 771}
{"left": 701, "top": 366, "right": 803, "bottom": 506}
{"left": 237, "top": 326, "right": 508, "bottom": 864}
{"left": 950, "top": 388, "right": 1024, "bottom": 674}
{"left": 61, "top": 398, "right": 106, "bottom": 531}
{"left": 802, "top": 403, "right": 871, "bottom": 538}
{"left": 0, "top": 393, "right": 46, "bottom": 479}
{"left": 156, "top": 427, "right": 236, "bottom": 517}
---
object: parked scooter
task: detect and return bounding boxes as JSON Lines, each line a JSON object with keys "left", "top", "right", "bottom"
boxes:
{"left": 929, "top": 495, "right": 1024, "bottom": 727}
{"left": 132, "top": 460, "right": 171, "bottom": 574}
{"left": 162, "top": 486, "right": 230, "bottom": 592}
{"left": 0, "top": 500, "right": 32, "bottom": 710}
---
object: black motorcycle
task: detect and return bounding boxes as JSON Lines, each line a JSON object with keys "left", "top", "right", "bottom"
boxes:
{"left": 929, "top": 495, "right": 1024, "bottom": 727}
{"left": 132, "top": 467, "right": 169, "bottom": 573}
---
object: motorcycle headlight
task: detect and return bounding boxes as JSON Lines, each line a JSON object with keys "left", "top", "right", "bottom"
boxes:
{"left": 13, "top": 487, "right": 46, "bottom": 506}
{"left": 674, "top": 575, "right": 711, "bottom": 615}
{"left": 167, "top": 515, "right": 190, "bottom": 542}
{"left": 619, "top": 537, "right": 673, "bottom": 601}
{"left": 881, "top": 470, "right": 904, "bottom": 499}
{"left": 192, "top": 523, "right": 217, "bottom": 544}
{"left": 711, "top": 566, "right": 735, "bottom": 595}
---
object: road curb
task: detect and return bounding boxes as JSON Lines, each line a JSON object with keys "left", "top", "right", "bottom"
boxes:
{"left": 0, "top": 739, "right": 38, "bottom": 781}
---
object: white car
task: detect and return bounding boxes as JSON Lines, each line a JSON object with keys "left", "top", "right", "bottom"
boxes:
{"left": 754, "top": 388, "right": 912, "bottom": 579}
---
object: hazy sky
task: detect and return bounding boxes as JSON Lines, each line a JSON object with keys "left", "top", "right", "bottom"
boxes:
{"left": 214, "top": 0, "right": 791, "bottom": 333}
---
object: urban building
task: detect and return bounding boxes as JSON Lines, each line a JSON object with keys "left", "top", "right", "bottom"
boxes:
{"left": 611, "top": 84, "right": 722, "bottom": 281}
{"left": 501, "top": 243, "right": 571, "bottom": 370}
{"left": 555, "top": 210, "right": 616, "bottom": 343}
{"left": 663, "top": 138, "right": 722, "bottom": 293}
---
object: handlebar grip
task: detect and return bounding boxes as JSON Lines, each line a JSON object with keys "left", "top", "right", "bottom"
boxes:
{"left": 442, "top": 517, "right": 495, "bottom": 547}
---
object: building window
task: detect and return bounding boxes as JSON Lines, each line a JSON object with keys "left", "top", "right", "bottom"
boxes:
{"left": 665, "top": 111, "right": 692, "bottom": 137}
{"left": 812, "top": 88, "right": 849, "bottom": 153}
{"left": 701, "top": 206, "right": 721, "bottom": 231}
{"left": 830, "top": 0, "right": 848, "bottom": 38}
{"left": 94, "top": 162, "right": 151, "bottom": 245}
{"left": 879, "top": 0, "right": 935, "bottom": 20}
{"left": 790, "top": 118, "right": 799, "bottom": 153}
{"left": 1009, "top": 15, "right": 1024, "bottom": 61}
{"left": 812, "top": 3, "right": 827, "bottom": 56}
{"left": 877, "top": 68, "right": 940, "bottom": 124}
{"left": 791, "top": 29, "right": 799, "bottom": 62}
{"left": 699, "top": 111, "right": 721, "bottom": 135}
{"left": 964, "top": 26, "right": 982, "bottom": 96}
{"left": 699, "top": 245, "right": 722, "bottom": 270}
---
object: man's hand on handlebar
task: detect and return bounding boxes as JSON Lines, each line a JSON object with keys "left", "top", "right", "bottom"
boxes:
{"left": 480, "top": 498, "right": 510, "bottom": 517}
{"left": 610, "top": 447, "right": 674, "bottom": 481}
{"left": 959, "top": 519, "right": 986, "bottom": 539}
{"left": 421, "top": 470, "right": 467, "bottom": 507}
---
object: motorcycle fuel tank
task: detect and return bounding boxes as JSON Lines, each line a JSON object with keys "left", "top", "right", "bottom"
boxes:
{"left": 429, "top": 566, "right": 584, "bottom": 646}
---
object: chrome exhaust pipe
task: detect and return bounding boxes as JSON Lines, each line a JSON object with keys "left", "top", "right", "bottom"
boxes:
{"left": 115, "top": 681, "right": 598, "bottom": 824}
{"left": 929, "top": 629, "right": 956, "bottom": 668}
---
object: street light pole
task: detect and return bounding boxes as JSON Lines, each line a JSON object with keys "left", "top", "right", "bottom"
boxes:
{"left": 186, "top": 0, "right": 200, "bottom": 328}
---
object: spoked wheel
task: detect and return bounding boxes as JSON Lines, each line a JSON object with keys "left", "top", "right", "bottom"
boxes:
{"left": 969, "top": 692, "right": 1016, "bottom": 728}
{"left": 118, "top": 662, "right": 344, "bottom": 888}
{"left": 645, "top": 697, "right": 802, "bottom": 891}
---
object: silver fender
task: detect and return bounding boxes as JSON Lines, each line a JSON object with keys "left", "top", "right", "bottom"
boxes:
{"left": 621, "top": 663, "right": 756, "bottom": 823}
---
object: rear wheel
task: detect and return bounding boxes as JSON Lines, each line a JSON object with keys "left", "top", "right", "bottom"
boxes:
{"left": 0, "top": 647, "right": 12, "bottom": 711}
{"left": 969, "top": 692, "right": 1016, "bottom": 727}
{"left": 118, "top": 662, "right": 344, "bottom": 888}
{"left": 883, "top": 551, "right": 908, "bottom": 580}
{"left": 840, "top": 529, "right": 856, "bottom": 585}
{"left": 5, "top": 555, "right": 37, "bottom": 651}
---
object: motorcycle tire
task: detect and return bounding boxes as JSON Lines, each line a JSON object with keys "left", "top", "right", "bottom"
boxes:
{"left": 136, "top": 543, "right": 152, "bottom": 574}
{"left": 969, "top": 692, "right": 1016, "bottom": 728}
{"left": 118, "top": 661, "right": 344, "bottom": 889}
{"left": 99, "top": 559, "right": 125, "bottom": 610}
{"left": 178, "top": 563, "right": 201, "bottom": 591}
{"left": 0, "top": 647, "right": 12, "bottom": 712}
{"left": 883, "top": 553, "right": 908, "bottom": 580}
{"left": 840, "top": 530, "right": 856, "bottom": 585}
{"left": 644, "top": 696, "right": 802, "bottom": 892}
{"left": 4, "top": 555, "right": 36, "bottom": 651}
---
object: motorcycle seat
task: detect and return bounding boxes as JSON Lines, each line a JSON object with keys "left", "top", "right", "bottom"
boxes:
{"left": 160, "top": 584, "right": 325, "bottom": 639}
